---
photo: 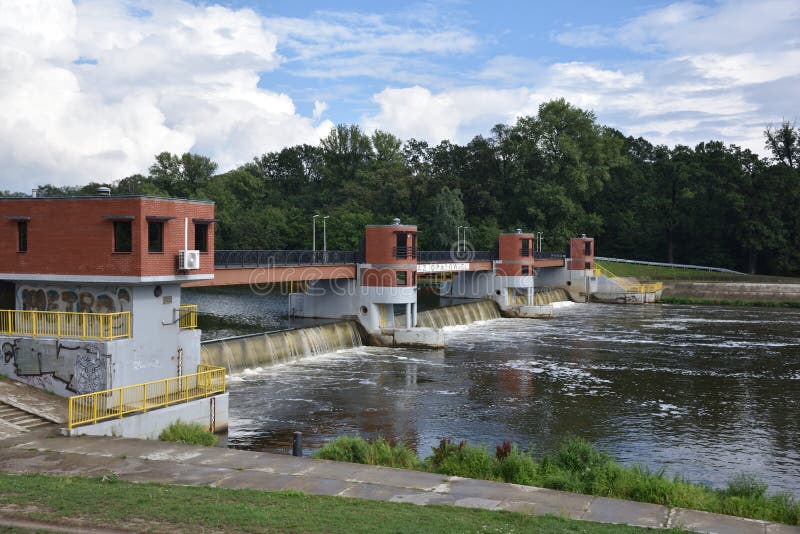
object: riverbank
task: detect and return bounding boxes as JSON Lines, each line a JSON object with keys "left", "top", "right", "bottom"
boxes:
{"left": 315, "top": 436, "right": 800, "bottom": 527}
{"left": 661, "top": 281, "right": 800, "bottom": 302}
{"left": 2, "top": 432, "right": 796, "bottom": 533}
{"left": 0, "top": 473, "right": 678, "bottom": 534}
{"left": 660, "top": 296, "right": 800, "bottom": 307}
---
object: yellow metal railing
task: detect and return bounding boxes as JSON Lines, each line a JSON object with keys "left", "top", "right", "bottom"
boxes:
{"left": 594, "top": 264, "right": 663, "bottom": 294}
{"left": 0, "top": 309, "right": 130, "bottom": 341}
{"left": 68, "top": 365, "right": 226, "bottom": 429}
{"left": 179, "top": 304, "right": 197, "bottom": 329}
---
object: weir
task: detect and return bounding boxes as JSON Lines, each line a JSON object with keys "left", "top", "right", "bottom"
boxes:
{"left": 415, "top": 300, "right": 501, "bottom": 329}
{"left": 534, "top": 288, "right": 572, "bottom": 305}
{"left": 201, "top": 321, "right": 363, "bottom": 373}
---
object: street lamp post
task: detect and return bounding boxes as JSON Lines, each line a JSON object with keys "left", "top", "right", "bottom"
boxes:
{"left": 323, "top": 216, "right": 329, "bottom": 262}
{"left": 462, "top": 226, "right": 470, "bottom": 253}
{"left": 312, "top": 214, "right": 319, "bottom": 261}
{"left": 457, "top": 226, "right": 463, "bottom": 254}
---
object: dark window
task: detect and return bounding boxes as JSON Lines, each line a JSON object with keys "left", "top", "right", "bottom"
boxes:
{"left": 521, "top": 265, "right": 529, "bottom": 275}
{"left": 148, "top": 222, "right": 163, "bottom": 253}
{"left": 195, "top": 223, "right": 208, "bottom": 252}
{"left": 521, "top": 238, "right": 530, "bottom": 257}
{"left": 585, "top": 241, "right": 591, "bottom": 256}
{"left": 17, "top": 221, "right": 27, "bottom": 252}
{"left": 396, "top": 271, "right": 407, "bottom": 286}
{"left": 585, "top": 261, "right": 591, "bottom": 269}
{"left": 114, "top": 221, "right": 132, "bottom": 253}
{"left": 395, "top": 232, "right": 408, "bottom": 259}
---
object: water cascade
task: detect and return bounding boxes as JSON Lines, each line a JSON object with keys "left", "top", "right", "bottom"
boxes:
{"left": 534, "top": 288, "right": 572, "bottom": 305}
{"left": 415, "top": 300, "right": 501, "bottom": 329}
{"left": 201, "top": 321, "right": 363, "bottom": 373}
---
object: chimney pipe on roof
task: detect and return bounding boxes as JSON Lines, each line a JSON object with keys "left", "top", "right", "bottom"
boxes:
{"left": 96, "top": 186, "right": 111, "bottom": 197}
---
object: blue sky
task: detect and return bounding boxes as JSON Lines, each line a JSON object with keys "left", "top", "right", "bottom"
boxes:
{"left": 0, "top": 0, "right": 798, "bottom": 190}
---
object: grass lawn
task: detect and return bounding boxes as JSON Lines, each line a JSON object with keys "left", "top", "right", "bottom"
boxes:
{"left": 0, "top": 473, "right": 684, "bottom": 533}
{"left": 597, "top": 260, "right": 800, "bottom": 284}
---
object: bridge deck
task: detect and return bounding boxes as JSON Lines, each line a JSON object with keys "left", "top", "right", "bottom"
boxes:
{"left": 183, "top": 250, "right": 565, "bottom": 287}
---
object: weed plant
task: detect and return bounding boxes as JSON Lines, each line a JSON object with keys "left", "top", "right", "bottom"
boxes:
{"left": 313, "top": 435, "right": 800, "bottom": 525}
{"left": 158, "top": 421, "right": 218, "bottom": 446}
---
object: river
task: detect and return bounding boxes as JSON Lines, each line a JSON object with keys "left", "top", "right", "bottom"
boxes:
{"left": 183, "top": 288, "right": 800, "bottom": 494}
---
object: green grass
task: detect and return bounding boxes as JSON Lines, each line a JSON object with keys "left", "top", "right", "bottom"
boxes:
{"left": 0, "top": 473, "right": 681, "bottom": 534}
{"left": 315, "top": 436, "right": 800, "bottom": 526}
{"left": 158, "top": 421, "right": 217, "bottom": 446}
{"left": 660, "top": 297, "right": 800, "bottom": 308}
{"left": 596, "top": 260, "right": 800, "bottom": 284}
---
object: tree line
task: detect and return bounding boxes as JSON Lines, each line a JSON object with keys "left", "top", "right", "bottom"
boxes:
{"left": 10, "top": 99, "right": 800, "bottom": 275}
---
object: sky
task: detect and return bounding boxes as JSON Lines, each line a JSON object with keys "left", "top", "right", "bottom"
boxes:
{"left": 1, "top": 0, "right": 798, "bottom": 191}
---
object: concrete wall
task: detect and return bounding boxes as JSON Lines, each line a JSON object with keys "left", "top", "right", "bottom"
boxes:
{"left": 0, "top": 336, "right": 120, "bottom": 396}
{"left": 662, "top": 282, "right": 800, "bottom": 301}
{"left": 66, "top": 393, "right": 229, "bottom": 439}
{"left": 535, "top": 266, "right": 597, "bottom": 301}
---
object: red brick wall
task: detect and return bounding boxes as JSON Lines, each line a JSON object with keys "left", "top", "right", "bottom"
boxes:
{"left": 568, "top": 237, "right": 594, "bottom": 270}
{"left": 364, "top": 225, "right": 417, "bottom": 265}
{"left": 0, "top": 197, "right": 214, "bottom": 278}
{"left": 496, "top": 233, "right": 535, "bottom": 276}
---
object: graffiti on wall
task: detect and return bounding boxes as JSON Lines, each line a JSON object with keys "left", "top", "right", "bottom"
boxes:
{"left": 17, "top": 286, "right": 131, "bottom": 313}
{"left": 1, "top": 338, "right": 109, "bottom": 394}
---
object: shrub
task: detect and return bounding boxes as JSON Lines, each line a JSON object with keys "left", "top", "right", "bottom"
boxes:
{"left": 495, "top": 446, "right": 538, "bottom": 486}
{"left": 313, "top": 436, "right": 421, "bottom": 469}
{"left": 431, "top": 440, "right": 496, "bottom": 480}
{"left": 158, "top": 421, "right": 217, "bottom": 446}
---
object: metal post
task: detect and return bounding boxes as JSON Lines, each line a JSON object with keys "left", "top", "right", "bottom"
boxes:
{"left": 463, "top": 226, "right": 470, "bottom": 253}
{"left": 457, "top": 226, "right": 463, "bottom": 253}
{"left": 292, "top": 431, "right": 303, "bottom": 457}
{"left": 323, "top": 215, "right": 329, "bottom": 263}
{"left": 312, "top": 214, "right": 319, "bottom": 259}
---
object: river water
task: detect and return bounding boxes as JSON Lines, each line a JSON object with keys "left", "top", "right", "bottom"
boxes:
{"left": 184, "top": 288, "right": 800, "bottom": 494}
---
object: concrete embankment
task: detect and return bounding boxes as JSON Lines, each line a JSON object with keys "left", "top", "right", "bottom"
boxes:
{"left": 0, "top": 433, "right": 797, "bottom": 533}
{"left": 662, "top": 282, "right": 800, "bottom": 301}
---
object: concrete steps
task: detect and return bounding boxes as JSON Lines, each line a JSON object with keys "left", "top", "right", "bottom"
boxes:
{"left": 0, "top": 401, "right": 53, "bottom": 432}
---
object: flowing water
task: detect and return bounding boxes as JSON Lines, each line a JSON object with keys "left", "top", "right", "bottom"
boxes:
{"left": 190, "top": 288, "right": 800, "bottom": 494}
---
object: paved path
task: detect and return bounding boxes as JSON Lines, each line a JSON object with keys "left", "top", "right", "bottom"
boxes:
{"left": 0, "top": 431, "right": 797, "bottom": 534}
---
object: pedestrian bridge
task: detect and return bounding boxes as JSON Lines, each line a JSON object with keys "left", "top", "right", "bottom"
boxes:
{"left": 183, "top": 249, "right": 565, "bottom": 288}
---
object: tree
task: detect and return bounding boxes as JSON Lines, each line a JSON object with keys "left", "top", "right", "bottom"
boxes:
{"left": 764, "top": 121, "right": 799, "bottom": 169}
{"left": 426, "top": 187, "right": 465, "bottom": 249}
{"left": 148, "top": 152, "right": 217, "bottom": 198}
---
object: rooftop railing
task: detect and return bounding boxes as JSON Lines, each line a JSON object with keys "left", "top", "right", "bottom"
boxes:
{"left": 0, "top": 309, "right": 131, "bottom": 341}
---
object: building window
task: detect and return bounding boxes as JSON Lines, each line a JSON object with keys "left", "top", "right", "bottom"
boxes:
{"left": 584, "top": 241, "right": 591, "bottom": 256}
{"left": 521, "top": 265, "right": 529, "bottom": 275}
{"left": 114, "top": 221, "right": 132, "bottom": 253}
{"left": 148, "top": 222, "right": 164, "bottom": 253}
{"left": 396, "top": 271, "right": 408, "bottom": 286}
{"left": 521, "top": 238, "right": 530, "bottom": 257}
{"left": 17, "top": 221, "right": 27, "bottom": 252}
{"left": 195, "top": 223, "right": 208, "bottom": 252}
{"left": 585, "top": 261, "right": 591, "bottom": 269}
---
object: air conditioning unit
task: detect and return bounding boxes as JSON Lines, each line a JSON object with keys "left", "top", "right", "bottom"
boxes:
{"left": 178, "top": 250, "right": 201, "bottom": 270}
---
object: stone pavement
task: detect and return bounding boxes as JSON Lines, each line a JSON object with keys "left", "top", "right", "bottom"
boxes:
{"left": 0, "top": 379, "right": 65, "bottom": 440}
{"left": 0, "top": 431, "right": 797, "bottom": 534}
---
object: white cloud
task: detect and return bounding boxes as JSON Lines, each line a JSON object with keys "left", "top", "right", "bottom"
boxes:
{"left": 0, "top": 0, "right": 332, "bottom": 191}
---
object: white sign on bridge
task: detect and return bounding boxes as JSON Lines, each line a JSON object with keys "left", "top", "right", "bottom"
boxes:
{"left": 417, "top": 263, "right": 470, "bottom": 273}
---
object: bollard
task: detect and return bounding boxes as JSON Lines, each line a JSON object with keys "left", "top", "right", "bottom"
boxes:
{"left": 292, "top": 431, "right": 303, "bottom": 457}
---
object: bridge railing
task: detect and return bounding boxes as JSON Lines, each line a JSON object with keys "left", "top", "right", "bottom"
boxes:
{"left": 0, "top": 309, "right": 131, "bottom": 341}
{"left": 418, "top": 250, "right": 493, "bottom": 263}
{"left": 534, "top": 251, "right": 566, "bottom": 260}
{"left": 215, "top": 250, "right": 356, "bottom": 268}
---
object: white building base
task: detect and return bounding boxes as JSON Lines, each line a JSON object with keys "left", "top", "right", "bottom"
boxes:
{"left": 63, "top": 393, "right": 228, "bottom": 440}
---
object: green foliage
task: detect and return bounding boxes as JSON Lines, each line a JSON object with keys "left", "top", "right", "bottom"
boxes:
{"left": 0, "top": 473, "right": 668, "bottom": 534}
{"left": 312, "top": 435, "right": 800, "bottom": 526}
{"left": 314, "top": 436, "right": 420, "bottom": 469}
{"left": 25, "top": 102, "right": 800, "bottom": 275}
{"left": 158, "top": 421, "right": 218, "bottom": 446}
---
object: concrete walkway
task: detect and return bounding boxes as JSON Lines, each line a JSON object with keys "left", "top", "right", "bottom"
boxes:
{"left": 0, "top": 431, "right": 797, "bottom": 534}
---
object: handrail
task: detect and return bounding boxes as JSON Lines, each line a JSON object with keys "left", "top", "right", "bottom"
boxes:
{"left": 0, "top": 309, "right": 130, "bottom": 341}
{"left": 215, "top": 250, "right": 356, "bottom": 268}
{"left": 595, "top": 256, "right": 744, "bottom": 274}
{"left": 179, "top": 304, "right": 197, "bottom": 329}
{"left": 594, "top": 264, "right": 663, "bottom": 294}
{"left": 417, "top": 250, "right": 493, "bottom": 262}
{"left": 68, "top": 365, "right": 226, "bottom": 429}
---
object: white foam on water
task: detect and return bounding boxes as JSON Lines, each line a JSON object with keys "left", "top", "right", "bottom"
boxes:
{"left": 552, "top": 301, "right": 577, "bottom": 309}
